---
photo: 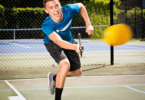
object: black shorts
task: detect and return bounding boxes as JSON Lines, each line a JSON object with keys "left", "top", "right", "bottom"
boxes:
{"left": 44, "top": 40, "right": 81, "bottom": 71}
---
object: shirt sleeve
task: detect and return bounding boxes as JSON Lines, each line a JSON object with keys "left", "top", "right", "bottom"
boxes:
{"left": 68, "top": 4, "right": 80, "bottom": 16}
{"left": 42, "top": 24, "right": 55, "bottom": 37}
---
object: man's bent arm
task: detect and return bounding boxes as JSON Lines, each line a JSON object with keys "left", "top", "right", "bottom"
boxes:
{"left": 77, "top": 3, "right": 91, "bottom": 27}
{"left": 48, "top": 32, "right": 80, "bottom": 53}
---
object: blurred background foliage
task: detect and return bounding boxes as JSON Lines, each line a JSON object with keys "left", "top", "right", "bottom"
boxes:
{"left": 0, "top": 0, "right": 144, "bottom": 39}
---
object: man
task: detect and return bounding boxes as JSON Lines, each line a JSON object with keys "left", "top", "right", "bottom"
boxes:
{"left": 42, "top": 0, "right": 94, "bottom": 100}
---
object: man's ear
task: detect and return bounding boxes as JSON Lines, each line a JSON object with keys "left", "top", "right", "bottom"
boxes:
{"left": 44, "top": 8, "right": 49, "bottom": 14}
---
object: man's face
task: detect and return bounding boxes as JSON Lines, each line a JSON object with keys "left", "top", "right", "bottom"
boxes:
{"left": 44, "top": 0, "right": 63, "bottom": 22}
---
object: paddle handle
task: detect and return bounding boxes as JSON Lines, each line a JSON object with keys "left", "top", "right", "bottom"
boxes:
{"left": 78, "top": 33, "right": 82, "bottom": 57}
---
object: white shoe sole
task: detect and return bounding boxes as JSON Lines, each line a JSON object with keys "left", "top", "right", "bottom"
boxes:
{"left": 47, "top": 72, "right": 53, "bottom": 95}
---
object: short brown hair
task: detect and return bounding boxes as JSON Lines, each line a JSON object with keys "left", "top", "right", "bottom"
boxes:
{"left": 43, "top": 0, "right": 59, "bottom": 7}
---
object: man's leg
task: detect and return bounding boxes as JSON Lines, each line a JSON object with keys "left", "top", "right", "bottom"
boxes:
{"left": 54, "top": 63, "right": 82, "bottom": 87}
{"left": 55, "top": 58, "right": 70, "bottom": 100}
{"left": 56, "top": 58, "right": 70, "bottom": 88}
{"left": 66, "top": 68, "right": 82, "bottom": 77}
{"left": 50, "top": 60, "right": 81, "bottom": 100}
{"left": 52, "top": 68, "right": 82, "bottom": 83}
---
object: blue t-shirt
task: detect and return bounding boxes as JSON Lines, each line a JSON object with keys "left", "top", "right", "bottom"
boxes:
{"left": 42, "top": 4, "right": 80, "bottom": 44}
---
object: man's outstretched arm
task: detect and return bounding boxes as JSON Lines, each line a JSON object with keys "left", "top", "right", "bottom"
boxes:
{"left": 77, "top": 3, "right": 94, "bottom": 35}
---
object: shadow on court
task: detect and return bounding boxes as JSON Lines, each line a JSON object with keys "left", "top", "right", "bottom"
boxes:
{"left": 0, "top": 75, "right": 145, "bottom": 100}
{"left": 82, "top": 65, "right": 105, "bottom": 72}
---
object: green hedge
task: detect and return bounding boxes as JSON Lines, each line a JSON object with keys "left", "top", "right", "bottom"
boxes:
{"left": 126, "top": 7, "right": 145, "bottom": 21}
{"left": 0, "top": 0, "right": 125, "bottom": 39}
{"left": 126, "top": 7, "right": 145, "bottom": 39}
{"left": 0, "top": 4, "right": 7, "bottom": 28}
{"left": 0, "top": 4, "right": 4, "bottom": 15}
{"left": 2, "top": 7, "right": 46, "bottom": 29}
{"left": 86, "top": 0, "right": 124, "bottom": 39}
{"left": 0, "top": 0, "right": 124, "bottom": 28}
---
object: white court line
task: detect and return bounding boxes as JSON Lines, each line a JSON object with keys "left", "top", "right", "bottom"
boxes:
{"left": 1, "top": 84, "right": 145, "bottom": 91}
{"left": 4, "top": 42, "right": 30, "bottom": 48}
{"left": 5, "top": 80, "right": 26, "bottom": 100}
{"left": 17, "top": 84, "right": 145, "bottom": 92}
{"left": 2, "top": 79, "right": 145, "bottom": 95}
{"left": 1, "top": 74, "right": 145, "bottom": 81}
{"left": 10, "top": 43, "right": 31, "bottom": 48}
{"left": 124, "top": 85, "right": 145, "bottom": 94}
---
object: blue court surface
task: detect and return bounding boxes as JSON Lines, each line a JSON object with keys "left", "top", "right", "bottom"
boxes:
{"left": 0, "top": 40, "right": 145, "bottom": 54}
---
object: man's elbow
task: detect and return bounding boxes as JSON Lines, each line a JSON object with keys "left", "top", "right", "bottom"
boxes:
{"left": 77, "top": 3, "right": 84, "bottom": 9}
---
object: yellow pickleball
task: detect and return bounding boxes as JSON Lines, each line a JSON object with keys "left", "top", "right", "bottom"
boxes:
{"left": 103, "top": 24, "right": 132, "bottom": 46}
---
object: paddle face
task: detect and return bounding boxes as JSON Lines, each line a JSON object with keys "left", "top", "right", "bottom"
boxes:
{"left": 78, "top": 33, "right": 82, "bottom": 57}
{"left": 103, "top": 24, "right": 132, "bottom": 46}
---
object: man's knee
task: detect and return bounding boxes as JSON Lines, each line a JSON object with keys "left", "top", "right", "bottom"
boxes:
{"left": 59, "top": 58, "right": 70, "bottom": 71}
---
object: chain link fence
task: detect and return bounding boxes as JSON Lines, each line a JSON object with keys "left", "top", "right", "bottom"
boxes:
{"left": 113, "top": 0, "right": 145, "bottom": 66}
{"left": 0, "top": 0, "right": 145, "bottom": 76}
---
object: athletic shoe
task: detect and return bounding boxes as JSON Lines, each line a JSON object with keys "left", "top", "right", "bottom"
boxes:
{"left": 48, "top": 72, "right": 56, "bottom": 95}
